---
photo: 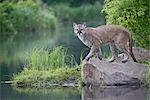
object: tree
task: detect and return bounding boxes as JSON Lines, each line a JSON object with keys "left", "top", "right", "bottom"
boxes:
{"left": 102, "top": 0, "right": 150, "bottom": 49}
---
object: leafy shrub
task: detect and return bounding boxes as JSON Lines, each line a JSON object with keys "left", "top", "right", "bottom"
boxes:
{"left": 102, "top": 0, "right": 150, "bottom": 49}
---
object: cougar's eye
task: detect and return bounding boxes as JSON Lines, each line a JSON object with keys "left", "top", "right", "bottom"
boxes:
{"left": 76, "top": 29, "right": 78, "bottom": 31}
{"left": 80, "top": 29, "right": 83, "bottom": 31}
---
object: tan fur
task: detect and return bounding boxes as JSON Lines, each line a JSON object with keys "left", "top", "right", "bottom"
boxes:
{"left": 73, "top": 23, "right": 137, "bottom": 62}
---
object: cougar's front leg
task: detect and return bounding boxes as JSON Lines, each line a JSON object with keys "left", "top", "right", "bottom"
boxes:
{"left": 85, "top": 46, "right": 99, "bottom": 61}
{"left": 109, "top": 42, "right": 119, "bottom": 62}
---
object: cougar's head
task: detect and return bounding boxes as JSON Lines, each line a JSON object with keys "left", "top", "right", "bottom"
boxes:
{"left": 73, "top": 22, "right": 86, "bottom": 36}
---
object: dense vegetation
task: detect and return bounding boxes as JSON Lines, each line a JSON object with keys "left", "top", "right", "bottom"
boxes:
{"left": 0, "top": 0, "right": 57, "bottom": 33}
{"left": 49, "top": 2, "right": 103, "bottom": 22}
{"left": 12, "top": 47, "right": 81, "bottom": 87}
{"left": 102, "top": 0, "right": 150, "bottom": 49}
{"left": 0, "top": 0, "right": 103, "bottom": 33}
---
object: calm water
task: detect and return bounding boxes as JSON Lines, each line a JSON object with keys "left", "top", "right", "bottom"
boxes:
{"left": 1, "top": 84, "right": 149, "bottom": 100}
{"left": 0, "top": 21, "right": 149, "bottom": 100}
{"left": 1, "top": 84, "right": 81, "bottom": 100}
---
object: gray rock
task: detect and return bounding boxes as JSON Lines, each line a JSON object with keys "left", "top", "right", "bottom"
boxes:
{"left": 81, "top": 58, "right": 149, "bottom": 86}
{"left": 116, "top": 47, "right": 150, "bottom": 62}
{"left": 133, "top": 47, "right": 150, "bottom": 61}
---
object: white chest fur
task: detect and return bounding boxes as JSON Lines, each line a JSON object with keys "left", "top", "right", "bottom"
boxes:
{"left": 77, "top": 34, "right": 91, "bottom": 47}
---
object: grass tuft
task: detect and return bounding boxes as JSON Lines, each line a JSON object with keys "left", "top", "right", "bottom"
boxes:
{"left": 12, "top": 46, "right": 80, "bottom": 87}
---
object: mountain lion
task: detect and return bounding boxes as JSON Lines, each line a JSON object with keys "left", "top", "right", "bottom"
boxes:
{"left": 73, "top": 22, "right": 137, "bottom": 63}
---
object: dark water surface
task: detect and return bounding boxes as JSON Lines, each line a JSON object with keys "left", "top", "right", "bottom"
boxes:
{"left": 1, "top": 84, "right": 81, "bottom": 100}
{"left": 1, "top": 84, "right": 149, "bottom": 100}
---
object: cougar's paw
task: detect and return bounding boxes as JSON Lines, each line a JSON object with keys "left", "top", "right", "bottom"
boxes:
{"left": 85, "top": 57, "right": 90, "bottom": 61}
{"left": 121, "top": 59, "right": 128, "bottom": 63}
{"left": 121, "top": 56, "right": 128, "bottom": 63}
{"left": 108, "top": 57, "right": 115, "bottom": 62}
{"left": 96, "top": 55, "right": 102, "bottom": 60}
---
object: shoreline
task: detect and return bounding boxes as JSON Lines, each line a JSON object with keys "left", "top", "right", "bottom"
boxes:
{"left": 2, "top": 81, "right": 143, "bottom": 89}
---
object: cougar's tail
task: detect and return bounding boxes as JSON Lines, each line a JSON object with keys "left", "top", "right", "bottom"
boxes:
{"left": 129, "top": 37, "right": 137, "bottom": 62}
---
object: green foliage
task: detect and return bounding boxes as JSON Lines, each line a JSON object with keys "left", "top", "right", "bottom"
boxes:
{"left": 50, "top": 2, "right": 103, "bottom": 22}
{"left": 146, "top": 65, "right": 150, "bottom": 87}
{"left": 14, "top": 67, "right": 80, "bottom": 87}
{"left": 102, "top": 0, "right": 150, "bottom": 49}
{"left": 12, "top": 46, "right": 80, "bottom": 87}
{"left": 139, "top": 60, "right": 150, "bottom": 66}
{"left": 12, "top": 67, "right": 80, "bottom": 87}
{"left": 0, "top": 1, "right": 103, "bottom": 33}
{"left": 27, "top": 46, "right": 77, "bottom": 70}
{"left": 0, "top": 0, "right": 58, "bottom": 33}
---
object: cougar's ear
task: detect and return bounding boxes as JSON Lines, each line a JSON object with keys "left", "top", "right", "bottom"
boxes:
{"left": 83, "top": 22, "right": 86, "bottom": 27}
{"left": 73, "top": 22, "right": 77, "bottom": 27}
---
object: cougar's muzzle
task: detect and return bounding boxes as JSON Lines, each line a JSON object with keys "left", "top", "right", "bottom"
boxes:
{"left": 77, "top": 30, "right": 83, "bottom": 35}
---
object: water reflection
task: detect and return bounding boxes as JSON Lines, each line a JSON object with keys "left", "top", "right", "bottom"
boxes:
{"left": 1, "top": 84, "right": 81, "bottom": 100}
{"left": 1, "top": 84, "right": 149, "bottom": 100}
{"left": 82, "top": 86, "right": 149, "bottom": 100}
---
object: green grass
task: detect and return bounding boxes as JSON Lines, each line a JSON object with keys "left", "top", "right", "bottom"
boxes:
{"left": 143, "top": 61, "right": 150, "bottom": 87}
{"left": 12, "top": 46, "right": 81, "bottom": 87}
{"left": 27, "top": 46, "right": 77, "bottom": 70}
{"left": 12, "top": 67, "right": 80, "bottom": 87}
{"left": 138, "top": 60, "right": 150, "bottom": 87}
{"left": 147, "top": 69, "right": 150, "bottom": 87}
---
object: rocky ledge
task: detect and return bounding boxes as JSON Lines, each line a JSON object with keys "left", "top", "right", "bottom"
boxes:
{"left": 81, "top": 58, "right": 149, "bottom": 86}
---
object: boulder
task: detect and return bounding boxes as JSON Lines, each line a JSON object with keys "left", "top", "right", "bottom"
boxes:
{"left": 81, "top": 58, "right": 149, "bottom": 86}
{"left": 133, "top": 47, "right": 150, "bottom": 61}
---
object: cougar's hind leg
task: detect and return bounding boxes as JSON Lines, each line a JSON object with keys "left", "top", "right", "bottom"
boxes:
{"left": 95, "top": 47, "right": 102, "bottom": 60}
{"left": 115, "top": 43, "right": 129, "bottom": 63}
{"left": 121, "top": 49, "right": 130, "bottom": 63}
{"left": 108, "top": 42, "right": 119, "bottom": 62}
